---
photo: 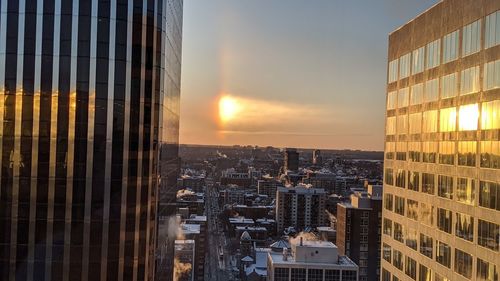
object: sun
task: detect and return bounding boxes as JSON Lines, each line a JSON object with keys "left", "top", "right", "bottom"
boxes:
{"left": 219, "top": 95, "right": 240, "bottom": 123}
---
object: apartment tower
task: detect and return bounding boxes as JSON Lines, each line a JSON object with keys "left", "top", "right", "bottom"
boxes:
{"left": 382, "top": 1, "right": 499, "bottom": 280}
{"left": 0, "top": 0, "right": 183, "bottom": 280}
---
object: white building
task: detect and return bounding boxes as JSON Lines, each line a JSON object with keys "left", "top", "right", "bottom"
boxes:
{"left": 267, "top": 239, "right": 358, "bottom": 281}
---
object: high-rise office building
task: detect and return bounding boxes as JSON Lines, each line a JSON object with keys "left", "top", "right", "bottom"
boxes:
{"left": 336, "top": 185, "right": 382, "bottom": 281}
{"left": 382, "top": 1, "right": 499, "bottom": 280}
{"left": 0, "top": 0, "right": 183, "bottom": 280}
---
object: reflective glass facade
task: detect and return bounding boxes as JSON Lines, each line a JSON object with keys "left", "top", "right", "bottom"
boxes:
{"left": 383, "top": 1, "right": 500, "bottom": 280}
{"left": 0, "top": 0, "right": 183, "bottom": 280}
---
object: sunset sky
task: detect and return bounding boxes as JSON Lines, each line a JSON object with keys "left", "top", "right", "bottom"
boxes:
{"left": 180, "top": 0, "right": 438, "bottom": 151}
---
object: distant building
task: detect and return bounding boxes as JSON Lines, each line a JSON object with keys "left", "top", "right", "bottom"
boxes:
{"left": 303, "top": 170, "right": 337, "bottom": 192}
{"left": 313, "top": 149, "right": 323, "bottom": 165}
{"left": 174, "top": 240, "right": 195, "bottom": 281}
{"left": 257, "top": 176, "right": 282, "bottom": 198}
{"left": 383, "top": 1, "right": 500, "bottom": 280}
{"left": 275, "top": 185, "right": 327, "bottom": 233}
{"left": 184, "top": 215, "right": 208, "bottom": 281}
{"left": 267, "top": 240, "right": 359, "bottom": 281}
{"left": 220, "top": 169, "right": 252, "bottom": 187}
{"left": 284, "top": 148, "right": 299, "bottom": 172}
{"left": 179, "top": 224, "right": 205, "bottom": 281}
{"left": 336, "top": 185, "right": 382, "bottom": 281}
{"left": 177, "top": 175, "right": 206, "bottom": 192}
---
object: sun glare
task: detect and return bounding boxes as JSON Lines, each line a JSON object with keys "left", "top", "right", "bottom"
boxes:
{"left": 219, "top": 96, "right": 240, "bottom": 123}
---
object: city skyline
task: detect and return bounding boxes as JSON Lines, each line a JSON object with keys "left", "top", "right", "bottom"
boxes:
{"left": 180, "top": 0, "right": 438, "bottom": 151}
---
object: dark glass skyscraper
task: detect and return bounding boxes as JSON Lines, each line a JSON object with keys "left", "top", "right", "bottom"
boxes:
{"left": 0, "top": 0, "right": 183, "bottom": 280}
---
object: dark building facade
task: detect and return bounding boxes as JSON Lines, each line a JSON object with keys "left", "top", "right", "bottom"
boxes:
{"left": 0, "top": 0, "right": 183, "bottom": 280}
{"left": 336, "top": 186, "right": 382, "bottom": 281}
{"left": 283, "top": 148, "right": 299, "bottom": 172}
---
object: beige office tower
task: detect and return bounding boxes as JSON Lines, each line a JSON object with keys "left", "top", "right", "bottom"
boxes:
{"left": 382, "top": 1, "right": 500, "bottom": 281}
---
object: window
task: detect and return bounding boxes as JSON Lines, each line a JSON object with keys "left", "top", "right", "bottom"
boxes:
{"left": 481, "top": 100, "right": 500, "bottom": 130}
{"left": 422, "top": 142, "right": 437, "bottom": 163}
{"left": 389, "top": 59, "right": 398, "bottom": 83}
{"left": 386, "top": 116, "right": 396, "bottom": 135}
{"left": 422, "top": 173, "right": 435, "bottom": 194}
{"left": 325, "top": 270, "right": 340, "bottom": 281}
{"left": 408, "top": 171, "right": 419, "bottom": 191}
{"left": 436, "top": 241, "right": 451, "bottom": 268}
{"left": 419, "top": 265, "right": 431, "bottom": 281}
{"left": 422, "top": 110, "right": 438, "bottom": 133}
{"left": 424, "top": 78, "right": 439, "bottom": 102}
{"left": 291, "top": 268, "right": 306, "bottom": 281}
{"left": 409, "top": 113, "right": 422, "bottom": 134}
{"left": 308, "top": 269, "right": 323, "bottom": 281}
{"left": 395, "top": 196, "right": 405, "bottom": 215}
{"left": 426, "top": 39, "right": 440, "bottom": 69}
{"left": 383, "top": 218, "right": 392, "bottom": 236}
{"left": 392, "top": 249, "right": 403, "bottom": 270}
{"left": 481, "top": 141, "right": 500, "bottom": 169}
{"left": 382, "top": 269, "right": 391, "bottom": 281}
{"left": 342, "top": 271, "right": 357, "bottom": 281}
{"left": 434, "top": 274, "right": 450, "bottom": 281}
{"left": 460, "top": 66, "right": 480, "bottom": 95}
{"left": 439, "top": 107, "right": 456, "bottom": 132}
{"left": 463, "top": 19, "right": 481, "bottom": 56}
{"left": 454, "top": 249, "right": 473, "bottom": 279}
{"left": 410, "top": 83, "right": 423, "bottom": 105}
{"left": 396, "top": 142, "right": 407, "bottom": 161}
{"left": 412, "top": 46, "right": 424, "bottom": 74}
{"left": 387, "top": 91, "right": 397, "bottom": 110}
{"left": 383, "top": 243, "right": 391, "bottom": 262}
{"left": 386, "top": 142, "right": 395, "bottom": 160}
{"left": 419, "top": 233, "right": 433, "bottom": 258}
{"left": 394, "top": 222, "right": 404, "bottom": 243}
{"left": 384, "top": 194, "right": 393, "bottom": 211}
{"left": 441, "top": 73, "right": 457, "bottom": 99}
{"left": 395, "top": 169, "right": 406, "bottom": 188}
{"left": 485, "top": 10, "right": 500, "bottom": 48}
{"left": 405, "top": 227, "right": 417, "bottom": 250}
{"left": 397, "top": 115, "right": 408, "bottom": 135}
{"left": 480, "top": 181, "right": 500, "bottom": 211}
{"left": 398, "top": 88, "right": 409, "bottom": 108}
{"left": 399, "top": 53, "right": 411, "bottom": 79}
{"left": 437, "top": 208, "right": 452, "bottom": 233}
{"left": 420, "top": 203, "right": 434, "bottom": 227}
{"left": 484, "top": 59, "right": 500, "bottom": 90}
{"left": 408, "top": 142, "right": 421, "bottom": 162}
{"left": 443, "top": 30, "right": 459, "bottom": 63}
{"left": 405, "top": 256, "right": 417, "bottom": 280}
{"left": 407, "top": 199, "right": 418, "bottom": 221}
{"left": 385, "top": 168, "right": 394, "bottom": 185}
{"left": 438, "top": 175, "right": 453, "bottom": 199}
{"left": 477, "top": 258, "right": 498, "bottom": 281}
{"left": 478, "top": 219, "right": 499, "bottom": 251}
{"left": 456, "top": 178, "right": 475, "bottom": 205}
{"left": 458, "top": 141, "right": 476, "bottom": 167}
{"left": 455, "top": 213, "right": 474, "bottom": 241}
{"left": 275, "top": 268, "right": 289, "bottom": 281}
{"left": 439, "top": 142, "right": 455, "bottom": 165}
{"left": 459, "top": 104, "right": 479, "bottom": 131}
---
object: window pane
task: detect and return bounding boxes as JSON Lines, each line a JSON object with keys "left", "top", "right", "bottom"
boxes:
{"left": 460, "top": 66, "right": 480, "bottom": 95}
{"left": 412, "top": 46, "right": 424, "bottom": 74}
{"left": 389, "top": 59, "right": 399, "bottom": 83}
{"left": 454, "top": 249, "right": 473, "bottom": 279}
{"left": 387, "top": 91, "right": 397, "bottom": 110}
{"left": 441, "top": 73, "right": 457, "bottom": 99}
{"left": 419, "top": 233, "right": 433, "bottom": 258}
{"left": 484, "top": 59, "right": 500, "bottom": 90}
{"left": 386, "top": 116, "right": 396, "bottom": 135}
{"left": 455, "top": 213, "right": 474, "bottom": 241}
{"left": 456, "top": 178, "right": 475, "bottom": 205}
{"left": 437, "top": 208, "right": 452, "bottom": 233}
{"left": 420, "top": 203, "right": 434, "bottom": 227}
{"left": 424, "top": 78, "right": 439, "bottom": 102}
{"left": 426, "top": 39, "right": 441, "bottom": 69}
{"left": 479, "top": 181, "right": 500, "bottom": 211}
{"left": 410, "top": 83, "right": 423, "bottom": 105}
{"left": 398, "top": 88, "right": 409, "bottom": 108}
{"left": 422, "top": 173, "right": 435, "bottom": 194}
{"left": 439, "top": 142, "right": 455, "bottom": 165}
{"left": 409, "top": 142, "right": 421, "bottom": 162}
{"left": 458, "top": 141, "right": 476, "bottom": 167}
{"left": 485, "top": 10, "right": 500, "bottom": 48}
{"left": 463, "top": 19, "right": 481, "bottom": 56}
{"left": 399, "top": 53, "right": 411, "bottom": 79}
{"left": 438, "top": 175, "right": 453, "bottom": 199}
{"left": 481, "top": 100, "right": 500, "bottom": 130}
{"left": 422, "top": 142, "right": 437, "bottom": 163}
{"left": 478, "top": 219, "right": 499, "bottom": 251}
{"left": 439, "top": 107, "right": 456, "bottom": 132}
{"left": 459, "top": 103, "right": 479, "bottom": 131}
{"left": 477, "top": 258, "right": 498, "bottom": 281}
{"left": 443, "top": 30, "right": 459, "bottom": 63}
{"left": 409, "top": 113, "right": 422, "bottom": 134}
{"left": 480, "top": 141, "right": 500, "bottom": 169}
{"left": 422, "top": 110, "right": 438, "bottom": 133}
{"left": 436, "top": 241, "right": 451, "bottom": 268}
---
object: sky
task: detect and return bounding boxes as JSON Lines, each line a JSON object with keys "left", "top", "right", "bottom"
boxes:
{"left": 179, "top": 0, "right": 438, "bottom": 151}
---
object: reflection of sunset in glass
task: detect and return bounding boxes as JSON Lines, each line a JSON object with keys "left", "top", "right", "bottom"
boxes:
{"left": 459, "top": 104, "right": 479, "bottom": 131}
{"left": 219, "top": 96, "right": 240, "bottom": 123}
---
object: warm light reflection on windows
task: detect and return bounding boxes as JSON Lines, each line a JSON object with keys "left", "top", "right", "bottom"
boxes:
{"left": 459, "top": 104, "right": 479, "bottom": 131}
{"left": 386, "top": 116, "right": 396, "bottom": 135}
{"left": 398, "top": 88, "right": 409, "bottom": 108}
{"left": 387, "top": 91, "right": 397, "bottom": 110}
{"left": 423, "top": 110, "right": 438, "bottom": 133}
{"left": 410, "top": 83, "right": 423, "bottom": 105}
{"left": 460, "top": 66, "right": 480, "bottom": 95}
{"left": 440, "top": 107, "right": 456, "bottom": 132}
{"left": 458, "top": 141, "right": 477, "bottom": 167}
{"left": 481, "top": 100, "right": 500, "bottom": 130}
